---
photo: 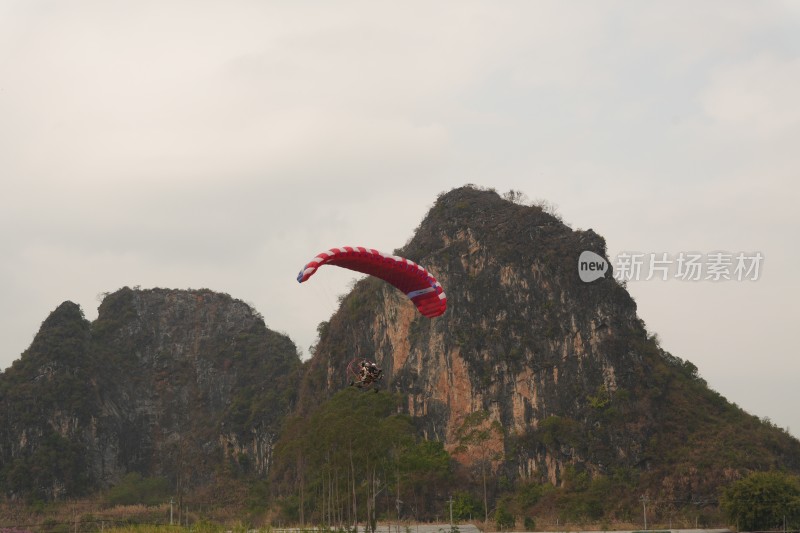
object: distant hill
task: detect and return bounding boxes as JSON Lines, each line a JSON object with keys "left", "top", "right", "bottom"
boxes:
{"left": 0, "top": 288, "right": 301, "bottom": 501}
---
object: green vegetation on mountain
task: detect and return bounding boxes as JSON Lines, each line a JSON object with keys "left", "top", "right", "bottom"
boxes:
{"left": 0, "top": 302, "right": 95, "bottom": 500}
{"left": 721, "top": 470, "right": 800, "bottom": 531}
{"left": 105, "top": 473, "right": 171, "bottom": 507}
{"left": 270, "top": 389, "right": 451, "bottom": 528}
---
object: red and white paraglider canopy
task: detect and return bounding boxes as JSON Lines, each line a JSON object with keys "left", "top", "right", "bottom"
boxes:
{"left": 296, "top": 246, "right": 447, "bottom": 318}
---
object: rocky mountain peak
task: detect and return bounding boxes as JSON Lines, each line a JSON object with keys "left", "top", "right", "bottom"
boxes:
{"left": 300, "top": 185, "right": 800, "bottom": 496}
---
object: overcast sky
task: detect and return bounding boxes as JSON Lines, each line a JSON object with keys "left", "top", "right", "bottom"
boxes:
{"left": 2, "top": 1, "right": 799, "bottom": 436}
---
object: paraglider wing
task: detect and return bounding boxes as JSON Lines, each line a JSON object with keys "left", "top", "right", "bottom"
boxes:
{"left": 296, "top": 246, "right": 447, "bottom": 318}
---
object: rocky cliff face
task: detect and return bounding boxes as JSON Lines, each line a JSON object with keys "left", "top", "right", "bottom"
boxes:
{"left": 0, "top": 288, "right": 301, "bottom": 500}
{"left": 300, "top": 186, "right": 800, "bottom": 497}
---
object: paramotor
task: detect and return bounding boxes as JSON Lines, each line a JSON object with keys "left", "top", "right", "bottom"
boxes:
{"left": 347, "top": 357, "right": 383, "bottom": 391}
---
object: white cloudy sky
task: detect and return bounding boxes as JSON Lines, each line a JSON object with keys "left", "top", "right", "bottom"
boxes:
{"left": 2, "top": 1, "right": 799, "bottom": 435}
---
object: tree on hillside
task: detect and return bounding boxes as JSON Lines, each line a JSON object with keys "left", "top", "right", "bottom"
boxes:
{"left": 272, "top": 389, "right": 440, "bottom": 531}
{"left": 454, "top": 410, "right": 504, "bottom": 526}
{"left": 398, "top": 439, "right": 452, "bottom": 519}
{"left": 721, "top": 471, "right": 800, "bottom": 531}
